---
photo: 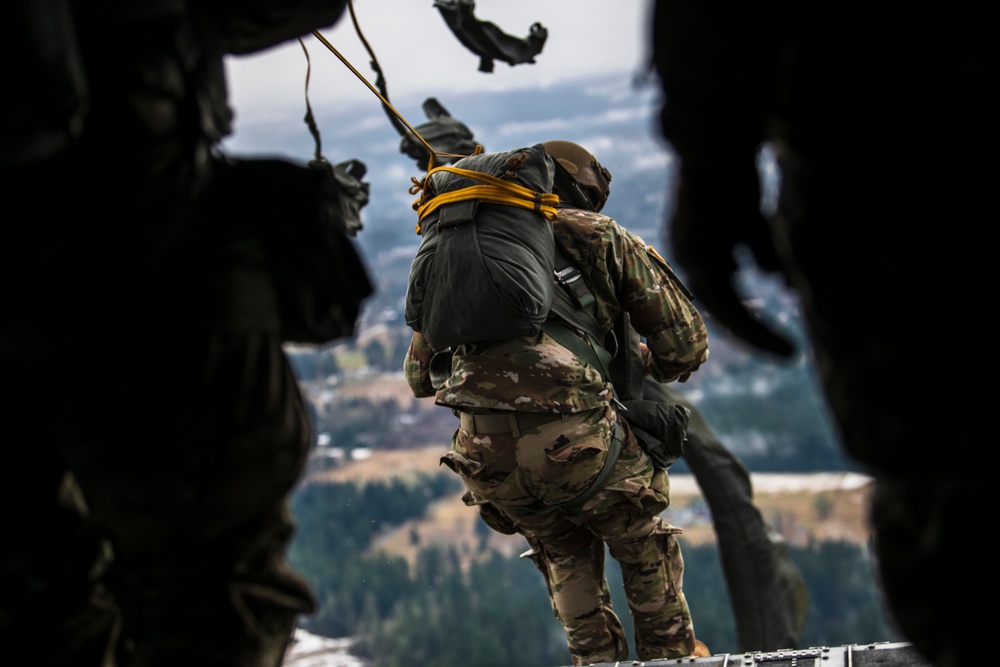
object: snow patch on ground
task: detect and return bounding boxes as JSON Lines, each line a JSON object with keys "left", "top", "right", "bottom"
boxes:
{"left": 669, "top": 471, "right": 872, "bottom": 497}
{"left": 284, "top": 629, "right": 369, "bottom": 667}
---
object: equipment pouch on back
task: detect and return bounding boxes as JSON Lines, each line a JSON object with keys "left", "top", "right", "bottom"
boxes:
{"left": 313, "top": 157, "right": 370, "bottom": 238}
{"left": 620, "top": 399, "right": 690, "bottom": 470}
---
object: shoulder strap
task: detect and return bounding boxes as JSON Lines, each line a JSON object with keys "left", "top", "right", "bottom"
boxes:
{"left": 542, "top": 241, "right": 646, "bottom": 401}
{"left": 541, "top": 242, "right": 613, "bottom": 383}
{"left": 543, "top": 317, "right": 612, "bottom": 382}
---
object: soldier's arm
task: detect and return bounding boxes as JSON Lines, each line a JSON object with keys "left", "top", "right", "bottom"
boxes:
{"left": 614, "top": 226, "right": 709, "bottom": 383}
{"left": 404, "top": 332, "right": 437, "bottom": 398}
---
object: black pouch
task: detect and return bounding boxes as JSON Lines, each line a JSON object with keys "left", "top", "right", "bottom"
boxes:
{"left": 212, "top": 156, "right": 374, "bottom": 344}
{"left": 620, "top": 399, "right": 690, "bottom": 470}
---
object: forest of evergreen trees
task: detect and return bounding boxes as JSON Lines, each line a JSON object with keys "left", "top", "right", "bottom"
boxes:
{"left": 288, "top": 474, "right": 904, "bottom": 667}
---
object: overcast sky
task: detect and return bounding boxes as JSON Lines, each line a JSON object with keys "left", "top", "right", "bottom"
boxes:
{"left": 224, "top": 1, "right": 656, "bottom": 141}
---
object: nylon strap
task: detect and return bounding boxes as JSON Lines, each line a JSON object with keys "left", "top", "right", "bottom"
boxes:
{"left": 414, "top": 166, "right": 559, "bottom": 223}
{"left": 530, "top": 419, "right": 624, "bottom": 514}
{"left": 542, "top": 242, "right": 612, "bottom": 382}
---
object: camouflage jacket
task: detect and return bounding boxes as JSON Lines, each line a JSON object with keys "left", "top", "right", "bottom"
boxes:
{"left": 404, "top": 206, "right": 709, "bottom": 413}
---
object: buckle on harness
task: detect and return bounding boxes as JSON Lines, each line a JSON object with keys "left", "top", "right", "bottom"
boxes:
{"left": 553, "top": 265, "right": 595, "bottom": 309}
{"left": 554, "top": 265, "right": 581, "bottom": 285}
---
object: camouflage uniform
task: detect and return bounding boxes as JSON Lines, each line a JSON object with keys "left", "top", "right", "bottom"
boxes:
{"left": 1, "top": 2, "right": 350, "bottom": 665}
{"left": 405, "top": 207, "right": 709, "bottom": 664}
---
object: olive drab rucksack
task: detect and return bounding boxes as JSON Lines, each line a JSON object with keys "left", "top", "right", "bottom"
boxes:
{"left": 404, "top": 144, "right": 560, "bottom": 351}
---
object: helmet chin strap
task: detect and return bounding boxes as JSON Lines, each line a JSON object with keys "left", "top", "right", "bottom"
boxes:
{"left": 551, "top": 160, "right": 598, "bottom": 211}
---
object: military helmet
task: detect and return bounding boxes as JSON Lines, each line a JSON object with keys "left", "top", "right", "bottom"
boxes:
{"left": 541, "top": 140, "right": 612, "bottom": 212}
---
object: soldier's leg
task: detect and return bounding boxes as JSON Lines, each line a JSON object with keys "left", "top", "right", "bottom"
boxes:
{"left": 52, "top": 330, "right": 315, "bottom": 667}
{"left": 607, "top": 526, "right": 695, "bottom": 659}
{"left": 587, "top": 487, "right": 696, "bottom": 659}
{"left": 592, "top": 547, "right": 630, "bottom": 659}
{"left": 514, "top": 518, "right": 628, "bottom": 666}
{"left": 447, "top": 407, "right": 629, "bottom": 665}
{"left": 583, "top": 425, "right": 696, "bottom": 660}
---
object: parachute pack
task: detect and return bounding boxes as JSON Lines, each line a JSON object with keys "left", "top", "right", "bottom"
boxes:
{"left": 404, "top": 143, "right": 559, "bottom": 351}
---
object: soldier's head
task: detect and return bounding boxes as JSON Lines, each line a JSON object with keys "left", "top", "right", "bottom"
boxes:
{"left": 541, "top": 140, "right": 612, "bottom": 213}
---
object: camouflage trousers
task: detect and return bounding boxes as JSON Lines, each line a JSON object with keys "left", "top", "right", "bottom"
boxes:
{"left": 442, "top": 404, "right": 697, "bottom": 665}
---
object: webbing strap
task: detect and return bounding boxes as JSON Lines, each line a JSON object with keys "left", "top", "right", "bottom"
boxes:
{"left": 414, "top": 166, "right": 559, "bottom": 223}
{"left": 542, "top": 242, "right": 613, "bottom": 383}
{"left": 541, "top": 319, "right": 612, "bottom": 384}
{"left": 553, "top": 263, "right": 595, "bottom": 309}
{"left": 531, "top": 419, "right": 624, "bottom": 514}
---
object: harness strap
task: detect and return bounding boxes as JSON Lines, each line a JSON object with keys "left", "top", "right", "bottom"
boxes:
{"left": 549, "top": 418, "right": 624, "bottom": 513}
{"left": 543, "top": 242, "right": 614, "bottom": 383}
{"left": 542, "top": 318, "right": 612, "bottom": 384}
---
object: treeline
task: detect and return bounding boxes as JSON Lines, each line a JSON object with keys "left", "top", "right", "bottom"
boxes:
{"left": 289, "top": 473, "right": 460, "bottom": 637}
{"left": 288, "top": 475, "right": 903, "bottom": 666}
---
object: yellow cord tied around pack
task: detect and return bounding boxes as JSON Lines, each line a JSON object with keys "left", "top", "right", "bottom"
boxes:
{"left": 411, "top": 164, "right": 560, "bottom": 235}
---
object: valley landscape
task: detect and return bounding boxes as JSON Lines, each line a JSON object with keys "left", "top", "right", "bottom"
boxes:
{"left": 307, "top": 443, "right": 875, "bottom": 563}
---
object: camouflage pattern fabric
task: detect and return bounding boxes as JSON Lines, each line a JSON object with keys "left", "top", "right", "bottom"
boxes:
{"left": 446, "top": 407, "right": 696, "bottom": 663}
{"left": 405, "top": 204, "right": 708, "bottom": 664}
{"left": 521, "top": 536, "right": 630, "bottom": 661}
{"left": 549, "top": 208, "right": 708, "bottom": 385}
{"left": 441, "top": 406, "right": 619, "bottom": 513}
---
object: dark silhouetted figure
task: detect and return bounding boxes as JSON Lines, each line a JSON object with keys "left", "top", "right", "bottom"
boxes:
{"left": 433, "top": 0, "right": 548, "bottom": 73}
{"left": 650, "top": 3, "right": 995, "bottom": 666}
{"left": 0, "top": 2, "right": 372, "bottom": 665}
